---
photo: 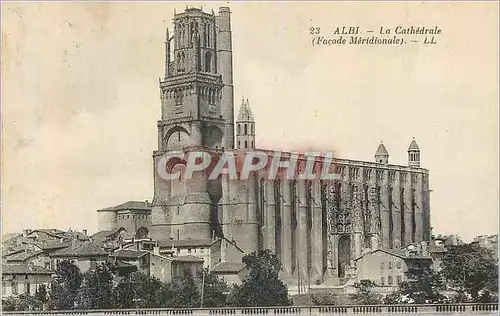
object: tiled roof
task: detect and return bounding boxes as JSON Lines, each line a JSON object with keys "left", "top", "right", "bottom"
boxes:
{"left": 91, "top": 230, "right": 116, "bottom": 244}
{"left": 97, "top": 201, "right": 151, "bottom": 212}
{"left": 6, "top": 250, "right": 43, "bottom": 262}
{"left": 110, "top": 249, "right": 149, "bottom": 259}
{"left": 355, "top": 248, "right": 432, "bottom": 261}
{"left": 2, "top": 233, "right": 22, "bottom": 241}
{"left": 170, "top": 255, "right": 204, "bottom": 263}
{"left": 41, "top": 241, "right": 72, "bottom": 251}
{"left": 210, "top": 261, "right": 246, "bottom": 273}
{"left": 50, "top": 243, "right": 109, "bottom": 258}
{"left": 2, "top": 264, "right": 52, "bottom": 275}
{"left": 159, "top": 239, "right": 214, "bottom": 248}
{"left": 115, "top": 260, "right": 136, "bottom": 269}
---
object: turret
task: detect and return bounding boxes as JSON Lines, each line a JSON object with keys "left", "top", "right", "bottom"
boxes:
{"left": 408, "top": 137, "right": 420, "bottom": 168}
{"left": 236, "top": 98, "right": 255, "bottom": 149}
{"left": 375, "top": 142, "right": 389, "bottom": 165}
{"left": 216, "top": 7, "right": 235, "bottom": 149}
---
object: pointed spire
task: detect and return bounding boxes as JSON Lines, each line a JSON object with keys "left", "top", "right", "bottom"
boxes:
{"left": 237, "top": 97, "right": 254, "bottom": 122}
{"left": 408, "top": 137, "right": 420, "bottom": 151}
{"left": 375, "top": 142, "right": 389, "bottom": 156}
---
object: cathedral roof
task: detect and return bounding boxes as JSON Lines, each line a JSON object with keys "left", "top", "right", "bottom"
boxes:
{"left": 237, "top": 98, "right": 254, "bottom": 122}
{"left": 97, "top": 201, "right": 151, "bottom": 212}
{"left": 375, "top": 143, "right": 389, "bottom": 156}
{"left": 408, "top": 138, "right": 420, "bottom": 151}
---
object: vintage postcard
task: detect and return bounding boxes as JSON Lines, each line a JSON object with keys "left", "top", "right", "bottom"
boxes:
{"left": 1, "top": 1, "right": 498, "bottom": 314}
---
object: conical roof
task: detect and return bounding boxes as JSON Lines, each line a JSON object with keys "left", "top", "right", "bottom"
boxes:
{"left": 375, "top": 142, "right": 389, "bottom": 156}
{"left": 408, "top": 138, "right": 420, "bottom": 151}
{"left": 237, "top": 98, "right": 254, "bottom": 122}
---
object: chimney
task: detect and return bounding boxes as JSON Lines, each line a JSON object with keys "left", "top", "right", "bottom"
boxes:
{"left": 153, "top": 244, "right": 160, "bottom": 255}
{"left": 82, "top": 229, "right": 87, "bottom": 236}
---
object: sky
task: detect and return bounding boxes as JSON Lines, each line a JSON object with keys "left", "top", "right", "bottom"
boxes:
{"left": 2, "top": 2, "right": 498, "bottom": 241}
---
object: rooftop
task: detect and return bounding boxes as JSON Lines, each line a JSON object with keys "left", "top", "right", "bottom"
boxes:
{"left": 50, "top": 242, "right": 109, "bottom": 258}
{"left": 2, "top": 264, "right": 52, "bottom": 275}
{"left": 210, "top": 261, "right": 246, "bottom": 273}
{"left": 97, "top": 201, "right": 151, "bottom": 212}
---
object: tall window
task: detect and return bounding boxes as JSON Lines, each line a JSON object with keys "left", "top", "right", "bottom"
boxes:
{"left": 205, "top": 52, "right": 212, "bottom": 72}
{"left": 244, "top": 124, "right": 248, "bottom": 135}
{"left": 245, "top": 140, "right": 248, "bottom": 149}
{"left": 259, "top": 178, "right": 265, "bottom": 228}
{"left": 237, "top": 124, "right": 241, "bottom": 135}
{"left": 274, "top": 179, "right": 282, "bottom": 260}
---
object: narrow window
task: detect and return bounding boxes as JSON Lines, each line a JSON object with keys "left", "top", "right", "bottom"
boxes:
{"left": 245, "top": 140, "right": 248, "bottom": 149}
{"left": 204, "top": 52, "right": 212, "bottom": 72}
{"left": 244, "top": 124, "right": 248, "bottom": 135}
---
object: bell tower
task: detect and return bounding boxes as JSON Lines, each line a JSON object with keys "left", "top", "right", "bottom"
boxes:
{"left": 408, "top": 137, "right": 421, "bottom": 168}
{"left": 151, "top": 7, "right": 234, "bottom": 241}
{"left": 236, "top": 98, "right": 255, "bottom": 149}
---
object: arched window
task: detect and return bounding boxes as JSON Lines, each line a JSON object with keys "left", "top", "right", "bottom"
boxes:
{"left": 205, "top": 52, "right": 212, "bottom": 72}
{"left": 250, "top": 124, "right": 254, "bottom": 135}
{"left": 245, "top": 140, "right": 248, "bottom": 149}
{"left": 244, "top": 124, "right": 248, "bottom": 135}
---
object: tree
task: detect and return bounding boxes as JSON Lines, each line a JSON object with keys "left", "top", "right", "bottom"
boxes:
{"left": 3, "top": 297, "right": 18, "bottom": 311}
{"left": 78, "top": 262, "right": 114, "bottom": 309}
{"left": 228, "top": 249, "right": 291, "bottom": 307}
{"left": 49, "top": 260, "right": 83, "bottom": 310}
{"left": 440, "top": 243, "right": 498, "bottom": 302}
{"left": 353, "top": 280, "right": 381, "bottom": 305}
{"left": 198, "top": 268, "right": 228, "bottom": 307}
{"left": 384, "top": 266, "right": 446, "bottom": 304}
{"left": 164, "top": 268, "right": 200, "bottom": 307}
{"left": 15, "top": 294, "right": 43, "bottom": 311}
{"left": 112, "top": 272, "right": 164, "bottom": 308}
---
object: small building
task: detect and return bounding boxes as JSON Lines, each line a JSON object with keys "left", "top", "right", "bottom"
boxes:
{"left": 109, "top": 249, "right": 150, "bottom": 277}
{"left": 210, "top": 261, "right": 247, "bottom": 285}
{"left": 355, "top": 247, "right": 433, "bottom": 289}
{"left": 2, "top": 264, "right": 52, "bottom": 299}
{"left": 49, "top": 242, "right": 109, "bottom": 273}
{"left": 158, "top": 237, "right": 244, "bottom": 270}
{"left": 149, "top": 252, "right": 203, "bottom": 283}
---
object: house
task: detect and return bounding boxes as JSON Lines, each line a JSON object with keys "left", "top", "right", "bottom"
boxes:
{"left": 2, "top": 264, "right": 52, "bottom": 299}
{"left": 355, "top": 245, "right": 433, "bottom": 289}
{"left": 158, "top": 237, "right": 244, "bottom": 269}
{"left": 109, "top": 249, "right": 150, "bottom": 277}
{"left": 49, "top": 242, "right": 109, "bottom": 273}
{"left": 210, "top": 261, "right": 247, "bottom": 285}
{"left": 149, "top": 252, "right": 203, "bottom": 283}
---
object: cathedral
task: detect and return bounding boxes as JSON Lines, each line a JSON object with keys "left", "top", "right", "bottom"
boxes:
{"left": 98, "top": 7, "right": 431, "bottom": 287}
